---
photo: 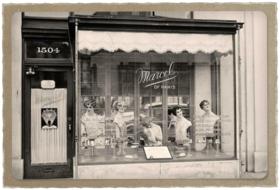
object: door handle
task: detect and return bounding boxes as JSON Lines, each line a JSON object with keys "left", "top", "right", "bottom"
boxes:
{"left": 67, "top": 117, "right": 72, "bottom": 132}
{"left": 68, "top": 124, "right": 72, "bottom": 132}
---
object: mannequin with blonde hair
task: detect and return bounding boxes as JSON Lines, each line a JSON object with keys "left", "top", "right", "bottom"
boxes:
{"left": 140, "top": 116, "right": 163, "bottom": 146}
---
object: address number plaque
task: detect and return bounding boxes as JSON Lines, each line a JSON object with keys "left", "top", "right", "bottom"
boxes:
{"left": 26, "top": 39, "right": 71, "bottom": 59}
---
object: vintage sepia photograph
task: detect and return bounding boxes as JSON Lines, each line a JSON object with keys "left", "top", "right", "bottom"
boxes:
{"left": 3, "top": 3, "right": 276, "bottom": 187}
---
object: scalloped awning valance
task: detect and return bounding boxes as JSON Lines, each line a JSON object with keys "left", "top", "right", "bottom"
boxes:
{"left": 78, "top": 31, "right": 233, "bottom": 54}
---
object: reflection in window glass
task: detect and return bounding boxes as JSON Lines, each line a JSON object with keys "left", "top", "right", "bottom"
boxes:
{"left": 80, "top": 61, "right": 105, "bottom": 96}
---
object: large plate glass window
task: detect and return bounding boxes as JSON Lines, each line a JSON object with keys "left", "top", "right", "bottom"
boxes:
{"left": 78, "top": 31, "right": 236, "bottom": 164}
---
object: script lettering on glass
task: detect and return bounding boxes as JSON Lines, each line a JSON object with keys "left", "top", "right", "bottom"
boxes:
{"left": 137, "top": 62, "right": 177, "bottom": 89}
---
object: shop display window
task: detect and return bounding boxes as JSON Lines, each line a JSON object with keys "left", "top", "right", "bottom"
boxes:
{"left": 78, "top": 32, "right": 236, "bottom": 164}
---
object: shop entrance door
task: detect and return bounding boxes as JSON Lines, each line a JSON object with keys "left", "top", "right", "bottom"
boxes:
{"left": 24, "top": 68, "right": 74, "bottom": 179}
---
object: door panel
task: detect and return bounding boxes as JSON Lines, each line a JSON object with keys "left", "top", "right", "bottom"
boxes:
{"left": 24, "top": 69, "right": 73, "bottom": 179}
{"left": 31, "top": 89, "right": 67, "bottom": 165}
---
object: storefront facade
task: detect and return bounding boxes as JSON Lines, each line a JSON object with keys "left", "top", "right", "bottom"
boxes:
{"left": 11, "top": 11, "right": 268, "bottom": 179}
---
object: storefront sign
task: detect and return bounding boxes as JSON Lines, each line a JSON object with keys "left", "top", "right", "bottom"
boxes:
{"left": 137, "top": 62, "right": 177, "bottom": 89}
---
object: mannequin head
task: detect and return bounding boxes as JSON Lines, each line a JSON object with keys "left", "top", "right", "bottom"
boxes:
{"left": 199, "top": 100, "right": 211, "bottom": 113}
{"left": 113, "top": 101, "right": 126, "bottom": 113}
{"left": 174, "top": 106, "right": 183, "bottom": 118}
{"left": 83, "top": 97, "right": 96, "bottom": 113}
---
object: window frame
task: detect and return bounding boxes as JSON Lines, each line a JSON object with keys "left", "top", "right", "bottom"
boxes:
{"left": 72, "top": 15, "right": 242, "bottom": 165}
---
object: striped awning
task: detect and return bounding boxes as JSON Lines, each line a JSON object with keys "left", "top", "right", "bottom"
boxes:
{"left": 78, "top": 30, "right": 233, "bottom": 54}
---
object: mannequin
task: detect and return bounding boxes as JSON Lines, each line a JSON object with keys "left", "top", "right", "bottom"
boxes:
{"left": 81, "top": 97, "right": 104, "bottom": 151}
{"left": 141, "top": 116, "right": 163, "bottom": 146}
{"left": 199, "top": 100, "right": 220, "bottom": 152}
{"left": 174, "top": 107, "right": 192, "bottom": 145}
{"left": 112, "top": 101, "right": 128, "bottom": 156}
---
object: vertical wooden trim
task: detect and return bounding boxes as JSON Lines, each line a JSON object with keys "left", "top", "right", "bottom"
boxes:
{"left": 134, "top": 63, "right": 140, "bottom": 141}
{"left": 67, "top": 69, "right": 74, "bottom": 162}
{"left": 162, "top": 70, "right": 168, "bottom": 145}
{"left": 189, "top": 63, "right": 195, "bottom": 149}
{"left": 23, "top": 75, "right": 31, "bottom": 178}
{"left": 74, "top": 18, "right": 79, "bottom": 172}
{"left": 244, "top": 12, "right": 255, "bottom": 172}
{"left": 11, "top": 11, "right": 22, "bottom": 162}
{"left": 236, "top": 28, "right": 243, "bottom": 174}
{"left": 252, "top": 11, "right": 268, "bottom": 172}
{"left": 105, "top": 61, "right": 112, "bottom": 118}
{"left": 233, "top": 34, "right": 238, "bottom": 160}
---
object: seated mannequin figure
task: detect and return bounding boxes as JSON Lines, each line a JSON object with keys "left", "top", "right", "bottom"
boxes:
{"left": 140, "top": 116, "right": 163, "bottom": 146}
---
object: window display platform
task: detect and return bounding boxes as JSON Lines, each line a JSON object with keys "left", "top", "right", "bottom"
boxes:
{"left": 78, "top": 146, "right": 234, "bottom": 165}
